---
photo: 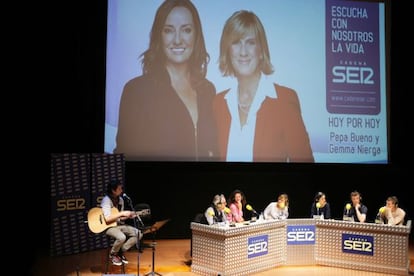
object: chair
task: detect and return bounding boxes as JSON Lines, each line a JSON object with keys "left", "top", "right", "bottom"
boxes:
{"left": 193, "top": 213, "right": 207, "bottom": 224}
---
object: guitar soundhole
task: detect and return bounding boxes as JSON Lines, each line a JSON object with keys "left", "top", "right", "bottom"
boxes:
{"left": 99, "top": 214, "right": 103, "bottom": 224}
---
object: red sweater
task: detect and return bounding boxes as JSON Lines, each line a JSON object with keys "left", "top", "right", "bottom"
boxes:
{"left": 213, "top": 83, "right": 314, "bottom": 162}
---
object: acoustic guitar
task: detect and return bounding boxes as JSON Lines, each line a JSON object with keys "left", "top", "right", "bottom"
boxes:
{"left": 87, "top": 207, "right": 150, "bottom": 233}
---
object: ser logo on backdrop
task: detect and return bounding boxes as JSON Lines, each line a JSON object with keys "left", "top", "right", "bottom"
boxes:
{"left": 247, "top": 235, "right": 268, "bottom": 258}
{"left": 287, "top": 225, "right": 316, "bottom": 245}
{"left": 56, "top": 196, "right": 86, "bottom": 211}
{"left": 342, "top": 233, "right": 374, "bottom": 256}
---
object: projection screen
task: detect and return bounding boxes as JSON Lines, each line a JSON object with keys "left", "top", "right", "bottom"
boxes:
{"left": 104, "top": 0, "right": 390, "bottom": 164}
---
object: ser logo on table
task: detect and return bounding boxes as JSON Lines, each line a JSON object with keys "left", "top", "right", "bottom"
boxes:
{"left": 247, "top": 235, "right": 268, "bottom": 258}
{"left": 342, "top": 233, "right": 374, "bottom": 256}
{"left": 287, "top": 225, "right": 316, "bottom": 245}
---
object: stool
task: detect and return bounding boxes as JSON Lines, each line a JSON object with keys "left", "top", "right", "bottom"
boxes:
{"left": 102, "top": 238, "right": 126, "bottom": 274}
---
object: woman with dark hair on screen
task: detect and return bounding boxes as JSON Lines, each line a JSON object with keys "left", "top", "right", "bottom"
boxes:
{"left": 114, "top": 0, "right": 218, "bottom": 161}
{"left": 213, "top": 10, "right": 314, "bottom": 162}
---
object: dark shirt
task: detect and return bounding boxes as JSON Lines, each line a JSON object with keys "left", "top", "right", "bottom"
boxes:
{"left": 115, "top": 69, "right": 219, "bottom": 161}
{"left": 310, "top": 202, "right": 331, "bottom": 219}
{"left": 343, "top": 204, "right": 368, "bottom": 222}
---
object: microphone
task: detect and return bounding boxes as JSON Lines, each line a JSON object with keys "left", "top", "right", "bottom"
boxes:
{"left": 224, "top": 207, "right": 235, "bottom": 226}
{"left": 208, "top": 210, "right": 217, "bottom": 223}
{"left": 123, "top": 193, "right": 131, "bottom": 201}
{"left": 342, "top": 203, "right": 352, "bottom": 221}
{"left": 122, "top": 193, "right": 143, "bottom": 225}
{"left": 345, "top": 203, "right": 351, "bottom": 215}
{"left": 246, "top": 204, "right": 259, "bottom": 215}
{"left": 375, "top": 207, "right": 386, "bottom": 224}
{"left": 246, "top": 204, "right": 259, "bottom": 222}
{"left": 316, "top": 202, "right": 321, "bottom": 215}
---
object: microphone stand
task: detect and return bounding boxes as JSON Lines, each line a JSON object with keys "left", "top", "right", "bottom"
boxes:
{"left": 125, "top": 196, "right": 144, "bottom": 276}
{"left": 251, "top": 210, "right": 259, "bottom": 222}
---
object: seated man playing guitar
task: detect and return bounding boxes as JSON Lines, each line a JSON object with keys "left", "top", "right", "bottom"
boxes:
{"left": 100, "top": 179, "right": 143, "bottom": 266}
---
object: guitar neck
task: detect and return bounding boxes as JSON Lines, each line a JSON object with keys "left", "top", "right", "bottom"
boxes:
{"left": 135, "top": 209, "right": 150, "bottom": 216}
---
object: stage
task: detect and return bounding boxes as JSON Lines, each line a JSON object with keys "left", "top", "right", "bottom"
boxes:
{"left": 32, "top": 239, "right": 414, "bottom": 276}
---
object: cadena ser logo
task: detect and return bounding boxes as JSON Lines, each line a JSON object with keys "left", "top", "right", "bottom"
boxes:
{"left": 247, "top": 235, "right": 268, "bottom": 258}
{"left": 342, "top": 233, "right": 374, "bottom": 256}
{"left": 56, "top": 197, "right": 86, "bottom": 211}
{"left": 287, "top": 225, "right": 316, "bottom": 245}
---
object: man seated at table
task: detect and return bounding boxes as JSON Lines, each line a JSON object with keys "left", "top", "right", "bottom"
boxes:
{"left": 379, "top": 196, "right": 406, "bottom": 226}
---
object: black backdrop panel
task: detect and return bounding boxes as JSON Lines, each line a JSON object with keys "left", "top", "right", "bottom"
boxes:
{"left": 50, "top": 153, "right": 91, "bottom": 256}
{"left": 50, "top": 153, "right": 125, "bottom": 256}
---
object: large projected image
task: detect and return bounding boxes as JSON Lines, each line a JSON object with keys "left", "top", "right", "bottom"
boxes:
{"left": 104, "top": 0, "right": 388, "bottom": 163}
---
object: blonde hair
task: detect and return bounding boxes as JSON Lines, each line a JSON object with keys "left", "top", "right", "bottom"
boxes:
{"left": 219, "top": 10, "right": 273, "bottom": 77}
{"left": 278, "top": 193, "right": 289, "bottom": 207}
